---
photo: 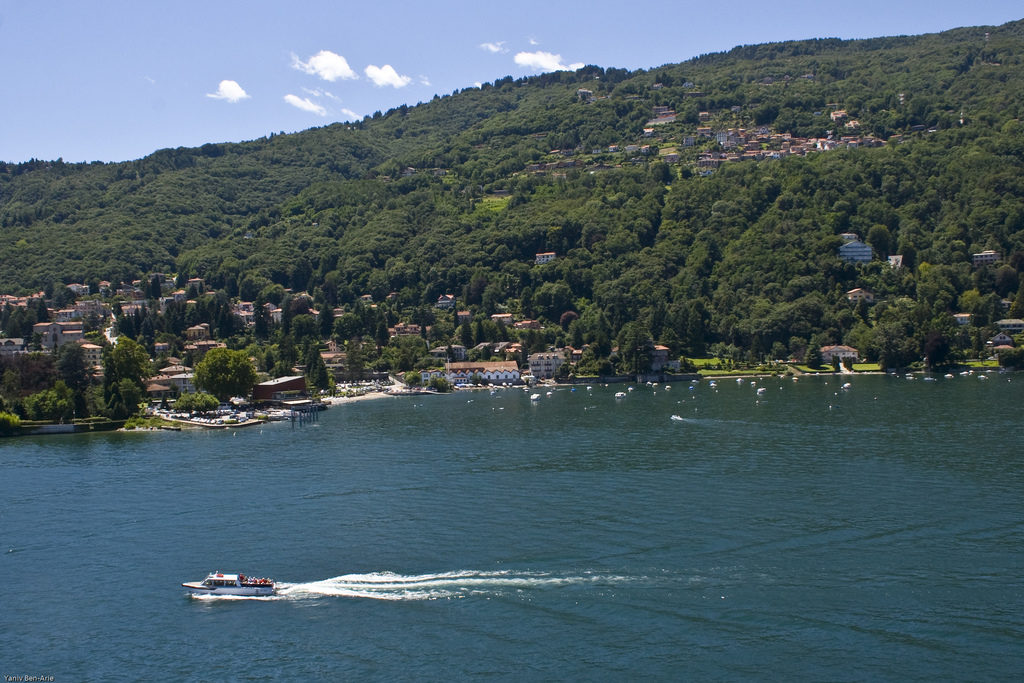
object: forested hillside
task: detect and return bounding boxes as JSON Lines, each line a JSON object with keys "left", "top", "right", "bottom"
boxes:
{"left": 3, "top": 19, "right": 1024, "bottom": 373}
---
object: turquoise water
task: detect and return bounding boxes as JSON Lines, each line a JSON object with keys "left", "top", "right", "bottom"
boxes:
{"left": 3, "top": 374, "right": 1023, "bottom": 680}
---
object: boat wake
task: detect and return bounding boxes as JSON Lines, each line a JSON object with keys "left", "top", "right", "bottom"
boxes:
{"left": 275, "top": 569, "right": 634, "bottom": 601}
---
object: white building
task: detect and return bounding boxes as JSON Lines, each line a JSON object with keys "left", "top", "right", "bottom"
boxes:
{"left": 426, "top": 361, "right": 521, "bottom": 385}
{"left": 820, "top": 345, "right": 859, "bottom": 363}
{"left": 972, "top": 250, "right": 1000, "bottom": 267}
{"left": 996, "top": 318, "right": 1024, "bottom": 333}
{"left": 528, "top": 352, "right": 565, "bottom": 379}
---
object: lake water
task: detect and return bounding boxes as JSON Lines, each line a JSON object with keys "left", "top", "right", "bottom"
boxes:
{"left": 2, "top": 373, "right": 1022, "bottom": 680}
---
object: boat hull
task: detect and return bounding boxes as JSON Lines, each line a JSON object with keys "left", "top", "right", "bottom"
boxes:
{"left": 182, "top": 582, "right": 275, "bottom": 596}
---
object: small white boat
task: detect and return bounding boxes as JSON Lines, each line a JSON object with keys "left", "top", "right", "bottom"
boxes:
{"left": 530, "top": 393, "right": 541, "bottom": 401}
{"left": 615, "top": 391, "right": 627, "bottom": 399}
{"left": 670, "top": 414, "right": 684, "bottom": 421}
{"left": 182, "top": 572, "right": 275, "bottom": 596}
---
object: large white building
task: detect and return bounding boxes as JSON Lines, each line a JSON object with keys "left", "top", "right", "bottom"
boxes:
{"left": 423, "top": 361, "right": 522, "bottom": 385}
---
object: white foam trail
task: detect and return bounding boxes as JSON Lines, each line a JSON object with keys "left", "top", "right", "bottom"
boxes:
{"left": 275, "top": 570, "right": 634, "bottom": 601}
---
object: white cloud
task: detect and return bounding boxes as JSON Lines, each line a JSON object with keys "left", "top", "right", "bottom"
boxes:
{"left": 284, "top": 94, "right": 326, "bottom": 116}
{"left": 340, "top": 108, "right": 360, "bottom": 120}
{"left": 479, "top": 41, "right": 506, "bottom": 53}
{"left": 513, "top": 51, "right": 584, "bottom": 72}
{"left": 418, "top": 75, "right": 431, "bottom": 86}
{"left": 291, "top": 50, "right": 358, "bottom": 82}
{"left": 206, "top": 79, "right": 250, "bottom": 103}
{"left": 364, "top": 64, "right": 411, "bottom": 88}
{"left": 528, "top": 37, "right": 539, "bottom": 46}
{"left": 301, "top": 87, "right": 342, "bottom": 102}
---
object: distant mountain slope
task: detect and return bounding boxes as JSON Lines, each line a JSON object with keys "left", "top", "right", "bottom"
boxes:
{"left": 2, "top": 19, "right": 1023, "bottom": 363}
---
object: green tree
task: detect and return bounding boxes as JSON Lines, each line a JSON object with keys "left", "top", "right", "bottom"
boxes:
{"left": 56, "top": 343, "right": 92, "bottom": 416}
{"left": 318, "top": 305, "right": 335, "bottom": 340}
{"left": 998, "top": 346, "right": 1024, "bottom": 368}
{"left": 304, "top": 343, "right": 332, "bottom": 392}
{"left": 194, "top": 347, "right": 258, "bottom": 401}
{"left": 24, "top": 380, "right": 75, "bottom": 422}
{"left": 618, "top": 321, "right": 654, "bottom": 376}
{"left": 174, "top": 391, "right": 220, "bottom": 413}
{"left": 428, "top": 376, "right": 453, "bottom": 392}
{"left": 805, "top": 344, "right": 823, "bottom": 369}
{"left": 106, "top": 378, "right": 143, "bottom": 420}
{"left": 0, "top": 411, "right": 20, "bottom": 435}
{"left": 102, "top": 338, "right": 151, "bottom": 418}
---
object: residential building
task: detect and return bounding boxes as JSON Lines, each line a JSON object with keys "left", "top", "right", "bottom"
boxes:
{"left": 650, "top": 345, "right": 671, "bottom": 372}
{"left": 846, "top": 288, "right": 875, "bottom": 304}
{"left": 436, "top": 294, "right": 456, "bottom": 310}
{"left": 528, "top": 351, "right": 565, "bottom": 379}
{"left": 0, "top": 338, "right": 26, "bottom": 356}
{"left": 972, "top": 250, "right": 1000, "bottom": 267}
{"left": 996, "top": 318, "right": 1024, "bottom": 333}
{"left": 839, "top": 240, "right": 872, "bottom": 264}
{"left": 988, "top": 332, "right": 1014, "bottom": 347}
{"left": 491, "top": 313, "right": 514, "bottom": 326}
{"left": 535, "top": 252, "right": 556, "bottom": 265}
{"left": 186, "top": 323, "right": 211, "bottom": 341}
{"left": 953, "top": 313, "right": 972, "bottom": 326}
{"left": 820, "top": 345, "right": 860, "bottom": 364}
{"left": 439, "top": 361, "right": 521, "bottom": 385}
{"left": 430, "top": 345, "right": 467, "bottom": 362}
{"left": 78, "top": 341, "right": 103, "bottom": 369}
{"left": 391, "top": 322, "right": 423, "bottom": 337}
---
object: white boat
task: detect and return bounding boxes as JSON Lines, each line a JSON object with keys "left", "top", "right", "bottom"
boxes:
{"left": 615, "top": 391, "right": 627, "bottom": 399}
{"left": 670, "top": 414, "right": 684, "bottom": 421}
{"left": 530, "top": 393, "right": 541, "bottom": 401}
{"left": 182, "top": 571, "right": 275, "bottom": 596}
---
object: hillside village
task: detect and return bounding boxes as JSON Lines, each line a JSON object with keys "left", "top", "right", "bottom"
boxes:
{"left": 533, "top": 86, "right": 890, "bottom": 175}
{"left": 2, "top": 232, "right": 1022, "bottom": 423}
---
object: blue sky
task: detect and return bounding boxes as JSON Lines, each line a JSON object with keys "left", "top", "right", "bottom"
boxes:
{"left": 1, "top": 0, "right": 1021, "bottom": 163}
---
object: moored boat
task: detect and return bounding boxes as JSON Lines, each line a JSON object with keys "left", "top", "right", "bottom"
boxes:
{"left": 182, "top": 571, "right": 275, "bottom": 596}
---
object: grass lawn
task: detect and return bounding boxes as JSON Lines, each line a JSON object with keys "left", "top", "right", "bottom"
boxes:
{"left": 852, "top": 362, "right": 882, "bottom": 372}
{"left": 698, "top": 368, "right": 765, "bottom": 377}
